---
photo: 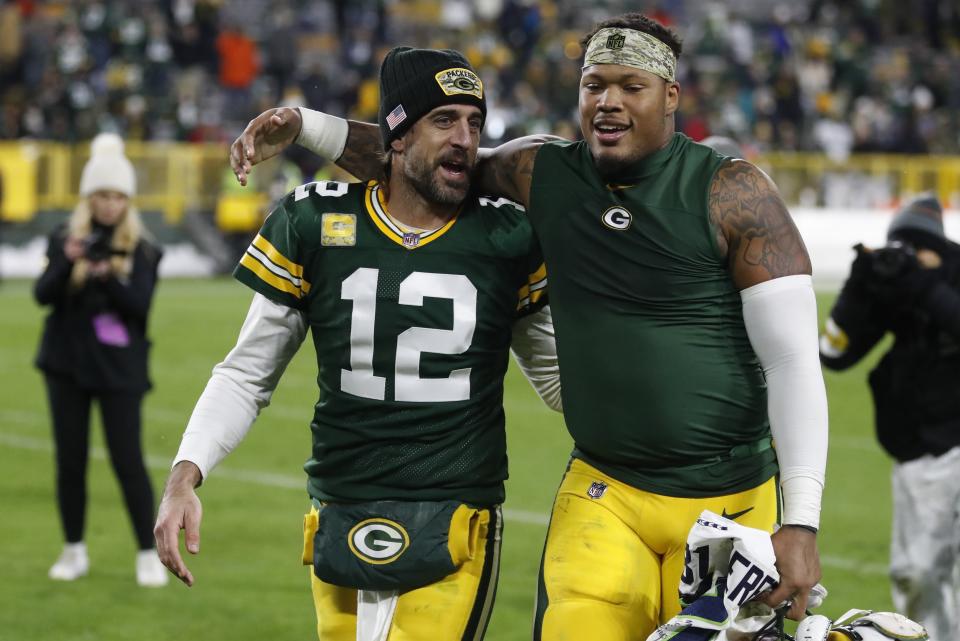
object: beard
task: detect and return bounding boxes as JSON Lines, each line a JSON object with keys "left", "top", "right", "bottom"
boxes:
{"left": 592, "top": 146, "right": 646, "bottom": 179}
{"left": 403, "top": 151, "right": 472, "bottom": 206}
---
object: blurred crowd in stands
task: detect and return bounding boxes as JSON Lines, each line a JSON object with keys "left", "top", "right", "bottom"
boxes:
{"left": 1, "top": 0, "right": 959, "bottom": 162}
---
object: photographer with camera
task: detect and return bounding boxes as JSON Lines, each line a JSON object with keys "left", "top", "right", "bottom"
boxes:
{"left": 820, "top": 195, "right": 960, "bottom": 639}
{"left": 34, "top": 133, "right": 166, "bottom": 587}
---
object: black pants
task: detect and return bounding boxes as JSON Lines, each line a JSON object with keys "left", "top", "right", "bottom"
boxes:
{"left": 44, "top": 374, "right": 156, "bottom": 550}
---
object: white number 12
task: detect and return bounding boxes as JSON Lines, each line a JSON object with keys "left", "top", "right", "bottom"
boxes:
{"left": 340, "top": 268, "right": 477, "bottom": 402}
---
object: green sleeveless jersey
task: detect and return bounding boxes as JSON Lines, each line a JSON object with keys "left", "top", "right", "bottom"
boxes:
{"left": 529, "top": 134, "right": 777, "bottom": 497}
{"left": 235, "top": 180, "right": 547, "bottom": 505}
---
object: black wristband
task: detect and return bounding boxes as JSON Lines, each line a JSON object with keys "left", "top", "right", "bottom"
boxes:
{"left": 782, "top": 523, "right": 818, "bottom": 534}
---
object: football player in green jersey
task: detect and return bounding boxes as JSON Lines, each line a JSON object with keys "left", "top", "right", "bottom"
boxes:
{"left": 231, "top": 12, "right": 828, "bottom": 641}
{"left": 155, "top": 47, "right": 561, "bottom": 641}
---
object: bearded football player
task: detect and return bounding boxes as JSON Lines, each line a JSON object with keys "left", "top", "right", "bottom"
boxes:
{"left": 155, "top": 46, "right": 561, "bottom": 641}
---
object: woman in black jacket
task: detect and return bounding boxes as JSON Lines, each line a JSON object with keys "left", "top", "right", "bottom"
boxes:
{"left": 35, "top": 133, "right": 167, "bottom": 587}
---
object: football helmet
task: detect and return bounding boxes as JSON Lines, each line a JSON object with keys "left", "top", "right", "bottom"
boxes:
{"left": 753, "top": 609, "right": 929, "bottom": 641}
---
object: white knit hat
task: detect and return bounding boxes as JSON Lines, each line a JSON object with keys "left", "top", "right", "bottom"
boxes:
{"left": 79, "top": 133, "right": 137, "bottom": 197}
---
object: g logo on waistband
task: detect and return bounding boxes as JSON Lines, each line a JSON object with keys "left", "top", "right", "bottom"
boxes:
{"left": 348, "top": 518, "right": 410, "bottom": 564}
{"left": 601, "top": 206, "right": 633, "bottom": 230}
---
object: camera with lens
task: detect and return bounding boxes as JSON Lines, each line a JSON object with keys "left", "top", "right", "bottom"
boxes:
{"left": 82, "top": 228, "right": 120, "bottom": 262}
{"left": 855, "top": 241, "right": 918, "bottom": 280}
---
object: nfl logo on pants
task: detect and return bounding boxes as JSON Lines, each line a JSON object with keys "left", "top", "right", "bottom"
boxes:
{"left": 587, "top": 481, "right": 607, "bottom": 499}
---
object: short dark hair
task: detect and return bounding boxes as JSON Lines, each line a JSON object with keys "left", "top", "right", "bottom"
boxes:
{"left": 580, "top": 13, "right": 683, "bottom": 61}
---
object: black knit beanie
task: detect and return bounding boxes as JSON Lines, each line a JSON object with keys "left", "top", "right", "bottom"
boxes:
{"left": 378, "top": 46, "right": 487, "bottom": 149}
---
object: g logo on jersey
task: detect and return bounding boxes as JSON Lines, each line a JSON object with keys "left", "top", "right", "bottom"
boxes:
{"left": 348, "top": 518, "right": 410, "bottom": 564}
{"left": 601, "top": 206, "right": 633, "bottom": 230}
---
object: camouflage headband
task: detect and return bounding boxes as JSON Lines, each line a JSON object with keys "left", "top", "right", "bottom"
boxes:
{"left": 583, "top": 28, "right": 676, "bottom": 82}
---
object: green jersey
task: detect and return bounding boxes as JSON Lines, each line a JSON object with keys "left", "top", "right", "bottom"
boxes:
{"left": 529, "top": 134, "right": 777, "bottom": 497}
{"left": 235, "top": 179, "right": 547, "bottom": 505}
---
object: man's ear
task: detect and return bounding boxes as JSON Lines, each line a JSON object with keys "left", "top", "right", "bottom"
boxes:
{"left": 665, "top": 82, "right": 680, "bottom": 117}
{"left": 390, "top": 135, "right": 406, "bottom": 153}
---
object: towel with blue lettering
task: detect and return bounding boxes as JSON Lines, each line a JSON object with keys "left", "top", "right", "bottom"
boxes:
{"left": 646, "top": 510, "right": 824, "bottom": 641}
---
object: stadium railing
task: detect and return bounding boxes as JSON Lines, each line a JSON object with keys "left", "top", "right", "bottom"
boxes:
{"left": 2, "top": 142, "right": 959, "bottom": 227}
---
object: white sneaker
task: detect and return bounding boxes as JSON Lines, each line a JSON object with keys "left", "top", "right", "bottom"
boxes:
{"left": 136, "top": 549, "right": 169, "bottom": 587}
{"left": 49, "top": 542, "right": 89, "bottom": 581}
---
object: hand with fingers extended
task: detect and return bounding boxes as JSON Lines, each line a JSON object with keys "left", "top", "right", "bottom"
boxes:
{"left": 762, "top": 525, "right": 821, "bottom": 620}
{"left": 229, "top": 107, "right": 303, "bottom": 186}
{"left": 154, "top": 461, "right": 204, "bottom": 587}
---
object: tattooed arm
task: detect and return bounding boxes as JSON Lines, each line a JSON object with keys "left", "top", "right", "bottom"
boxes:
{"left": 474, "top": 135, "right": 564, "bottom": 207}
{"left": 335, "top": 121, "right": 384, "bottom": 180}
{"left": 708, "top": 159, "right": 812, "bottom": 289}
{"left": 230, "top": 108, "right": 384, "bottom": 185}
{"left": 712, "top": 159, "right": 826, "bottom": 622}
{"left": 230, "top": 107, "right": 567, "bottom": 205}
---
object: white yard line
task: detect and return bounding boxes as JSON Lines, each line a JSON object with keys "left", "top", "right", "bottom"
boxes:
{"left": 0, "top": 430, "right": 887, "bottom": 576}
{"left": 0, "top": 431, "right": 551, "bottom": 526}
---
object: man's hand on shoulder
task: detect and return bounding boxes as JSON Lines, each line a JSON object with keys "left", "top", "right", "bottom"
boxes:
{"left": 154, "top": 461, "right": 204, "bottom": 587}
{"left": 762, "top": 525, "right": 822, "bottom": 620}
{"left": 230, "top": 107, "right": 303, "bottom": 186}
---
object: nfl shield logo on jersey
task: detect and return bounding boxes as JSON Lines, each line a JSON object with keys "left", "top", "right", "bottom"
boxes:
{"left": 402, "top": 232, "right": 421, "bottom": 248}
{"left": 587, "top": 480, "right": 608, "bottom": 499}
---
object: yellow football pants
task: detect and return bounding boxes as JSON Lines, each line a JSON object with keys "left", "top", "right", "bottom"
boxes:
{"left": 302, "top": 505, "right": 502, "bottom": 641}
{"left": 534, "top": 458, "right": 778, "bottom": 641}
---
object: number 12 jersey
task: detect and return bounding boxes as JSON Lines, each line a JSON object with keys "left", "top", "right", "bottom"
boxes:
{"left": 235, "top": 180, "right": 547, "bottom": 506}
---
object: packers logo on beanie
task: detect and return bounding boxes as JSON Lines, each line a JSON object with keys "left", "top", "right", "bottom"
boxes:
{"left": 378, "top": 46, "right": 486, "bottom": 149}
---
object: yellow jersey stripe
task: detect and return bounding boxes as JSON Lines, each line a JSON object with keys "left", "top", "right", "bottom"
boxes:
{"left": 252, "top": 234, "right": 304, "bottom": 279}
{"left": 528, "top": 262, "right": 547, "bottom": 284}
{"left": 364, "top": 181, "right": 460, "bottom": 249}
{"left": 518, "top": 262, "right": 548, "bottom": 308}
{"left": 245, "top": 244, "right": 312, "bottom": 294}
{"left": 417, "top": 211, "right": 458, "bottom": 247}
{"left": 365, "top": 184, "right": 403, "bottom": 245}
{"left": 240, "top": 253, "right": 302, "bottom": 298}
{"left": 515, "top": 289, "right": 545, "bottom": 308}
{"left": 518, "top": 263, "right": 548, "bottom": 310}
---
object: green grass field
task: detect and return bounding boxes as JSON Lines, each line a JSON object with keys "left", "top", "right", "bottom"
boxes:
{"left": 0, "top": 278, "right": 892, "bottom": 641}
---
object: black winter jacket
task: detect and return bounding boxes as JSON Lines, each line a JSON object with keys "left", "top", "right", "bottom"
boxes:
{"left": 820, "top": 230, "right": 960, "bottom": 462}
{"left": 34, "top": 225, "right": 162, "bottom": 393}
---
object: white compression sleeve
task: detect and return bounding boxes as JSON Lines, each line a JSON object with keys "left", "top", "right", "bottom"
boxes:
{"left": 173, "top": 293, "right": 307, "bottom": 480}
{"left": 296, "top": 108, "right": 349, "bottom": 161}
{"left": 510, "top": 306, "right": 562, "bottom": 412}
{"left": 740, "top": 274, "right": 828, "bottom": 529}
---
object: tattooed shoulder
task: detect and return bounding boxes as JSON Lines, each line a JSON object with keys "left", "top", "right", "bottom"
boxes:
{"left": 708, "top": 160, "right": 811, "bottom": 286}
{"left": 494, "top": 147, "right": 536, "bottom": 194}
{"left": 479, "top": 136, "right": 554, "bottom": 205}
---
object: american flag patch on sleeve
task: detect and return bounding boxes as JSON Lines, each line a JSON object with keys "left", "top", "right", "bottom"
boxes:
{"left": 386, "top": 104, "right": 407, "bottom": 130}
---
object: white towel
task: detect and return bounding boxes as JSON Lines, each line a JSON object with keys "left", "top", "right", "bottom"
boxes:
{"left": 356, "top": 589, "right": 399, "bottom": 641}
{"left": 646, "top": 510, "right": 826, "bottom": 641}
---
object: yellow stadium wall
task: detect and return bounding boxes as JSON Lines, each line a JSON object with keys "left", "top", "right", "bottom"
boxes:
{"left": 2, "top": 141, "right": 959, "bottom": 224}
